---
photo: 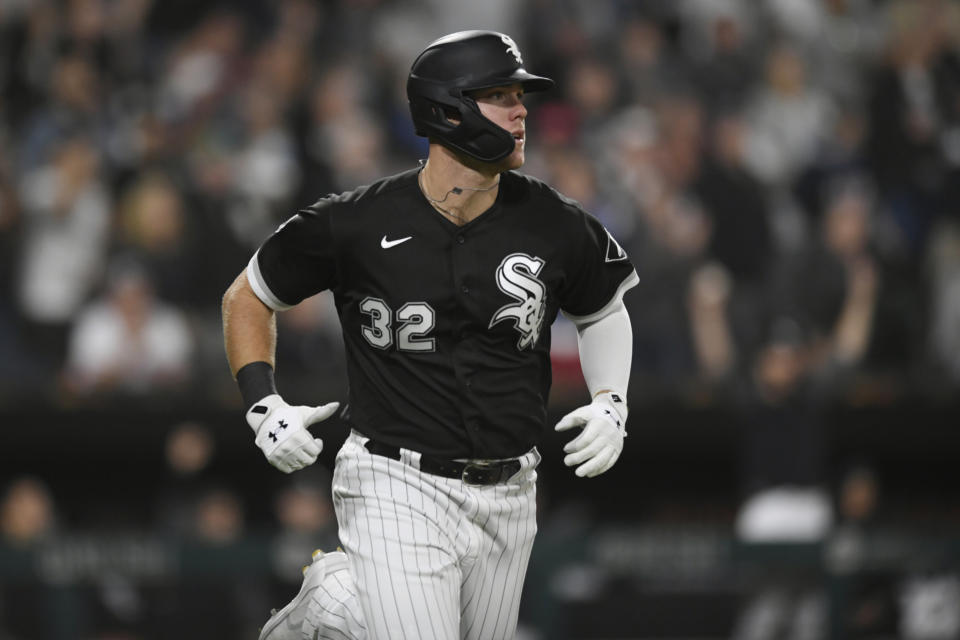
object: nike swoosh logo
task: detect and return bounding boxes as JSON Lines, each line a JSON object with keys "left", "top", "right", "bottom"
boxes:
{"left": 381, "top": 235, "right": 412, "bottom": 249}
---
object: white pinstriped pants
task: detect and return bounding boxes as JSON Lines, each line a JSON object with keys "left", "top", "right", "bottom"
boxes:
{"left": 330, "top": 430, "right": 540, "bottom": 640}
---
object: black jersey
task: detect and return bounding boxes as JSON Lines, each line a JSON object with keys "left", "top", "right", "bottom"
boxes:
{"left": 247, "top": 168, "right": 639, "bottom": 459}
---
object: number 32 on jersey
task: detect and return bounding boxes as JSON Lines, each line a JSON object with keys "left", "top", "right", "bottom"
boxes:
{"left": 359, "top": 298, "right": 436, "bottom": 352}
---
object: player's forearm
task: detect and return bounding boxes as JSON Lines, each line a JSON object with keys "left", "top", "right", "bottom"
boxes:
{"left": 573, "top": 302, "right": 632, "bottom": 398}
{"left": 222, "top": 271, "right": 278, "bottom": 378}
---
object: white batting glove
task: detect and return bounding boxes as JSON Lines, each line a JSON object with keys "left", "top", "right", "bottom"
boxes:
{"left": 555, "top": 392, "right": 627, "bottom": 478}
{"left": 246, "top": 394, "right": 340, "bottom": 474}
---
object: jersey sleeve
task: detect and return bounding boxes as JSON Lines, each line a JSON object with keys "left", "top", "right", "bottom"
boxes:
{"left": 558, "top": 210, "right": 639, "bottom": 323}
{"left": 245, "top": 201, "right": 338, "bottom": 311}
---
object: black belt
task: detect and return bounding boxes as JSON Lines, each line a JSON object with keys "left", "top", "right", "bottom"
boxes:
{"left": 363, "top": 439, "right": 522, "bottom": 486}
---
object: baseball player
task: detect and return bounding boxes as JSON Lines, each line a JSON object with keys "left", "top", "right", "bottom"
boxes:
{"left": 222, "top": 30, "right": 639, "bottom": 640}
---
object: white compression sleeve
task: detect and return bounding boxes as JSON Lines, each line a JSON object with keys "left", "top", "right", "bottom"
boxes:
{"left": 569, "top": 301, "right": 632, "bottom": 399}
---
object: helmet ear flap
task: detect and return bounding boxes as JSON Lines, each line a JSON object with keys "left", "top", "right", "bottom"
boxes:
{"left": 441, "top": 92, "right": 484, "bottom": 127}
{"left": 437, "top": 105, "right": 460, "bottom": 124}
{"left": 411, "top": 93, "right": 516, "bottom": 162}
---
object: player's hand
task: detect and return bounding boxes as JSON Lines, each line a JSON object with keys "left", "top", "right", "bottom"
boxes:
{"left": 246, "top": 394, "right": 340, "bottom": 473}
{"left": 554, "top": 392, "right": 627, "bottom": 478}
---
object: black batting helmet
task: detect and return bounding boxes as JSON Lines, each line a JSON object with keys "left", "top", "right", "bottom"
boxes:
{"left": 407, "top": 30, "right": 554, "bottom": 163}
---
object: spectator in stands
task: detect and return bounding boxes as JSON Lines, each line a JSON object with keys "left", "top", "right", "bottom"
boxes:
{"left": 653, "top": 91, "right": 706, "bottom": 197}
{"left": 743, "top": 42, "right": 837, "bottom": 189}
{"left": 304, "top": 62, "right": 388, "bottom": 193}
{"left": 62, "top": 258, "right": 195, "bottom": 398}
{"left": 793, "top": 178, "right": 922, "bottom": 398}
{"left": 599, "top": 105, "right": 659, "bottom": 227}
{"left": 764, "top": 0, "right": 884, "bottom": 107}
{"left": 762, "top": 181, "right": 879, "bottom": 377}
{"left": 829, "top": 463, "right": 900, "bottom": 638}
{"left": 564, "top": 56, "right": 625, "bottom": 143}
{"left": 793, "top": 106, "right": 871, "bottom": 224}
{"left": 0, "top": 476, "right": 57, "bottom": 547}
{"left": 18, "top": 53, "right": 109, "bottom": 172}
{"left": 17, "top": 134, "right": 111, "bottom": 372}
{"left": 684, "top": 0, "right": 760, "bottom": 112}
{"left": 156, "top": 486, "right": 264, "bottom": 640}
{"left": 865, "top": 0, "right": 960, "bottom": 261}
{"left": 734, "top": 316, "right": 834, "bottom": 544}
{"left": 115, "top": 171, "right": 204, "bottom": 309}
{"left": 691, "top": 108, "right": 774, "bottom": 370}
{"left": 221, "top": 79, "right": 303, "bottom": 250}
{"left": 616, "top": 14, "right": 690, "bottom": 106}
{"left": 192, "top": 487, "right": 244, "bottom": 545}
{"left": 542, "top": 145, "right": 632, "bottom": 247}
{"left": 696, "top": 108, "right": 773, "bottom": 286}
{"left": 155, "top": 421, "right": 217, "bottom": 538}
{"left": 155, "top": 10, "right": 245, "bottom": 128}
{"left": 0, "top": 476, "right": 63, "bottom": 640}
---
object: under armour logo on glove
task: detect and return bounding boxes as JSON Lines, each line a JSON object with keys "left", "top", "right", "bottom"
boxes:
{"left": 246, "top": 394, "right": 339, "bottom": 474}
{"left": 268, "top": 419, "right": 289, "bottom": 443}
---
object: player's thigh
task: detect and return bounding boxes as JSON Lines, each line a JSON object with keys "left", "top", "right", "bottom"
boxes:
{"left": 333, "top": 437, "right": 461, "bottom": 639}
{"left": 460, "top": 475, "right": 538, "bottom": 640}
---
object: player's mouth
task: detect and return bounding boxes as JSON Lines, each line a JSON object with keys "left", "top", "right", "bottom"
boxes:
{"left": 512, "top": 130, "right": 525, "bottom": 147}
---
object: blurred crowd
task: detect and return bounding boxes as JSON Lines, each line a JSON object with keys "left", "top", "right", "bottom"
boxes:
{"left": 1, "top": 0, "right": 960, "bottom": 411}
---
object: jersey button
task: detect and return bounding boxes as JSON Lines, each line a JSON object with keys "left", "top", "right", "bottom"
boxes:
{"left": 460, "top": 285, "right": 469, "bottom": 294}
{"left": 456, "top": 235, "right": 465, "bottom": 244}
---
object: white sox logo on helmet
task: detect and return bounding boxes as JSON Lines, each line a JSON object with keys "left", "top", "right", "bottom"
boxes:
{"left": 501, "top": 34, "right": 523, "bottom": 65}
{"left": 489, "top": 253, "right": 546, "bottom": 350}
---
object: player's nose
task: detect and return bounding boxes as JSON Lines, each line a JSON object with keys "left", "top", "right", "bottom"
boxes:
{"left": 512, "top": 100, "right": 527, "bottom": 121}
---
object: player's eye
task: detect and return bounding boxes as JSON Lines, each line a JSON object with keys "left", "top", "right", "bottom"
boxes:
{"left": 473, "top": 87, "right": 523, "bottom": 104}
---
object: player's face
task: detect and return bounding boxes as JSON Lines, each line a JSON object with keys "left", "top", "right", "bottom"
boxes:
{"left": 472, "top": 83, "right": 528, "bottom": 169}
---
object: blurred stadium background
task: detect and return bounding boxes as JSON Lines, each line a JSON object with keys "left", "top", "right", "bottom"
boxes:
{"left": 1, "top": 0, "right": 960, "bottom": 638}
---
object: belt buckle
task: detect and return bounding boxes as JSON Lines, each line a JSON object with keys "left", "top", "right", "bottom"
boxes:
{"left": 462, "top": 461, "right": 497, "bottom": 485}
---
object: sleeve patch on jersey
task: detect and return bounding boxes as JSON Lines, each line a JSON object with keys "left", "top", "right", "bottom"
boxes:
{"left": 605, "top": 229, "right": 628, "bottom": 263}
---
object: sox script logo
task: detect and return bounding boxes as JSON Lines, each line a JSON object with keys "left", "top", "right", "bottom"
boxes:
{"left": 501, "top": 34, "right": 523, "bottom": 65}
{"left": 490, "top": 253, "right": 546, "bottom": 350}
